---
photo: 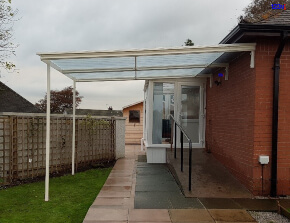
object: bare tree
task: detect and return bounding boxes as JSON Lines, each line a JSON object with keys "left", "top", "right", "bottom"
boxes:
{"left": 0, "top": 0, "right": 18, "bottom": 75}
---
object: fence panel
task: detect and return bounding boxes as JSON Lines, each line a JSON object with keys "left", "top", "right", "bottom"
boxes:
{"left": 0, "top": 115, "right": 116, "bottom": 186}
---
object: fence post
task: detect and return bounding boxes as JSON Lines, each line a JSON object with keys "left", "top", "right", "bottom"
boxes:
{"left": 9, "top": 116, "right": 18, "bottom": 182}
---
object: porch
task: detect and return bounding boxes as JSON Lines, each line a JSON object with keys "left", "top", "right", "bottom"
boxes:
{"left": 37, "top": 43, "right": 257, "bottom": 201}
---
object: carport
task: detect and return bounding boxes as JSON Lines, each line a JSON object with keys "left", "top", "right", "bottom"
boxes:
{"left": 37, "top": 43, "right": 256, "bottom": 201}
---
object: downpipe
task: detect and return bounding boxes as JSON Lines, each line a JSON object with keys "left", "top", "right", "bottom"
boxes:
{"left": 270, "top": 31, "right": 288, "bottom": 197}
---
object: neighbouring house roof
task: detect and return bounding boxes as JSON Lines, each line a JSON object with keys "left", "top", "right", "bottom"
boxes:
{"left": 0, "top": 81, "right": 41, "bottom": 113}
{"left": 64, "top": 108, "right": 123, "bottom": 117}
{"left": 122, "top": 101, "right": 143, "bottom": 110}
{"left": 256, "top": 8, "right": 290, "bottom": 25}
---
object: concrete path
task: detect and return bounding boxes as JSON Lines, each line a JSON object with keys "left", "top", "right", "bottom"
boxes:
{"left": 167, "top": 148, "right": 253, "bottom": 198}
{"left": 83, "top": 145, "right": 257, "bottom": 223}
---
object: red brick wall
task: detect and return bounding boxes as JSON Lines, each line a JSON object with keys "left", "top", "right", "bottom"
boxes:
{"left": 252, "top": 38, "right": 277, "bottom": 195}
{"left": 206, "top": 52, "right": 256, "bottom": 192}
{"left": 206, "top": 37, "right": 290, "bottom": 196}
{"left": 252, "top": 37, "right": 290, "bottom": 196}
{"left": 273, "top": 39, "right": 290, "bottom": 195}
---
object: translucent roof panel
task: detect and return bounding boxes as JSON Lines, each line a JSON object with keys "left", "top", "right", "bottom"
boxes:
{"left": 51, "top": 57, "right": 135, "bottom": 70}
{"left": 137, "top": 68, "right": 204, "bottom": 79}
{"left": 38, "top": 43, "right": 256, "bottom": 81}
{"left": 69, "top": 71, "right": 136, "bottom": 81}
{"left": 137, "top": 52, "right": 223, "bottom": 67}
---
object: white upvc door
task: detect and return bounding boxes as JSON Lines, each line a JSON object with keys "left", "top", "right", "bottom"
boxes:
{"left": 176, "top": 82, "right": 205, "bottom": 148}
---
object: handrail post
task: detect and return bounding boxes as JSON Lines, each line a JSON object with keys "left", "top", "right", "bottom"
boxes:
{"left": 170, "top": 118, "right": 173, "bottom": 151}
{"left": 174, "top": 122, "right": 177, "bottom": 159}
{"left": 181, "top": 131, "right": 183, "bottom": 172}
{"left": 189, "top": 140, "right": 192, "bottom": 191}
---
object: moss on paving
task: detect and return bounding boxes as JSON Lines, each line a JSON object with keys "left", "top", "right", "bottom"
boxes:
{"left": 0, "top": 168, "right": 111, "bottom": 223}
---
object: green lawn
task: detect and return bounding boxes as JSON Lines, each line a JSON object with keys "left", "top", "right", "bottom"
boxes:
{"left": 0, "top": 168, "right": 111, "bottom": 223}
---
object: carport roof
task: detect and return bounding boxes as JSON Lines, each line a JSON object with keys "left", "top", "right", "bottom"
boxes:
{"left": 37, "top": 43, "right": 256, "bottom": 82}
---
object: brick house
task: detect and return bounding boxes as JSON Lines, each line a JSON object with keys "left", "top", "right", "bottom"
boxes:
{"left": 205, "top": 10, "right": 290, "bottom": 196}
{"left": 141, "top": 11, "right": 290, "bottom": 196}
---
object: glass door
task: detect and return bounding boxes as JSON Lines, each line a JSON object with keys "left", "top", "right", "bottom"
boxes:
{"left": 177, "top": 83, "right": 203, "bottom": 147}
{"left": 152, "top": 82, "right": 174, "bottom": 144}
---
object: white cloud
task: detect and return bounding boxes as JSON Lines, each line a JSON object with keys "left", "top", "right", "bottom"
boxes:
{"left": 1, "top": 0, "right": 252, "bottom": 110}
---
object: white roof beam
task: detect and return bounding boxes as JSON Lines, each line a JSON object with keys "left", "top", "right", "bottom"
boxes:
{"left": 37, "top": 43, "right": 256, "bottom": 60}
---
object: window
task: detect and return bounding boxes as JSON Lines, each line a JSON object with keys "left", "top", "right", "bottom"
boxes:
{"left": 129, "top": 110, "right": 140, "bottom": 123}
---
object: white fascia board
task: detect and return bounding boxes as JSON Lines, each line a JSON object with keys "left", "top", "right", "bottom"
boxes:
{"left": 37, "top": 43, "right": 256, "bottom": 61}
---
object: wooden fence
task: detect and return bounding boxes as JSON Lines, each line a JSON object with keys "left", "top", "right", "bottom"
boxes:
{"left": 0, "top": 114, "right": 116, "bottom": 186}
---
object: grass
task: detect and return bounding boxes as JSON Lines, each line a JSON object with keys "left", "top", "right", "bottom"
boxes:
{"left": 0, "top": 168, "right": 111, "bottom": 223}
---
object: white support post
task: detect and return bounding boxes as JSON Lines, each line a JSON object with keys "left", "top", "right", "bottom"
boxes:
{"left": 45, "top": 64, "right": 51, "bottom": 201}
{"left": 250, "top": 50, "right": 255, "bottom": 68}
{"left": 72, "top": 80, "right": 76, "bottom": 175}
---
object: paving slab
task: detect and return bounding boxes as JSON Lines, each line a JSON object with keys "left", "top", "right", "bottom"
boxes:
{"left": 98, "top": 190, "right": 131, "bottom": 198}
{"left": 101, "top": 186, "right": 132, "bottom": 192}
{"left": 199, "top": 198, "right": 242, "bottom": 209}
{"left": 169, "top": 209, "right": 214, "bottom": 222}
{"left": 233, "top": 198, "right": 278, "bottom": 211}
{"left": 109, "top": 173, "right": 133, "bottom": 178}
{"left": 135, "top": 183, "right": 180, "bottom": 192}
{"left": 136, "top": 175, "right": 176, "bottom": 182}
{"left": 134, "top": 192, "right": 172, "bottom": 209}
{"left": 110, "top": 169, "right": 134, "bottom": 173}
{"left": 170, "top": 197, "right": 204, "bottom": 209}
{"left": 208, "top": 209, "right": 256, "bottom": 222}
{"left": 129, "top": 222, "right": 171, "bottom": 223}
{"left": 135, "top": 178, "right": 176, "bottom": 186}
{"left": 105, "top": 178, "right": 133, "bottom": 186}
{"left": 128, "top": 209, "right": 171, "bottom": 222}
{"left": 83, "top": 221, "right": 127, "bottom": 223}
{"left": 84, "top": 208, "right": 128, "bottom": 221}
{"left": 93, "top": 197, "right": 130, "bottom": 206}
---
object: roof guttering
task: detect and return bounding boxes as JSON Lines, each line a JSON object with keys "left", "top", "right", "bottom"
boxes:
{"left": 220, "top": 23, "right": 290, "bottom": 44}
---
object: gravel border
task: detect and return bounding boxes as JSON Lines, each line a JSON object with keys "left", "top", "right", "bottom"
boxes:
{"left": 249, "top": 211, "right": 290, "bottom": 223}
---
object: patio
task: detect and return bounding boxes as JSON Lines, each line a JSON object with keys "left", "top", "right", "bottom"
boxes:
{"left": 82, "top": 145, "right": 269, "bottom": 223}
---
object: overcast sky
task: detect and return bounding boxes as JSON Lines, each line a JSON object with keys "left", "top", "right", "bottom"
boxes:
{"left": 1, "top": 0, "right": 252, "bottom": 110}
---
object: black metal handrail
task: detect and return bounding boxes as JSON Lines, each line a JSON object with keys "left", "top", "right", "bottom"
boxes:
{"left": 169, "top": 114, "right": 192, "bottom": 191}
